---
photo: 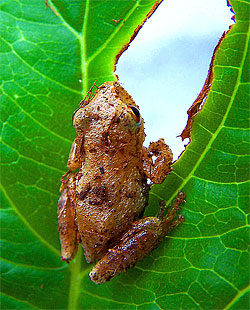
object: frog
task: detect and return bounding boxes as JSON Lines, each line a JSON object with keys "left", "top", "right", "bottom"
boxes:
{"left": 57, "top": 81, "right": 184, "bottom": 284}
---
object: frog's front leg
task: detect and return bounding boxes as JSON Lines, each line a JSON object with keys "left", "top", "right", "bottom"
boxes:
{"left": 89, "top": 192, "right": 185, "bottom": 284}
{"left": 142, "top": 138, "right": 173, "bottom": 184}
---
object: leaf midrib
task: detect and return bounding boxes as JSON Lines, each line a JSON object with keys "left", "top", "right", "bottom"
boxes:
{"left": 60, "top": 1, "right": 159, "bottom": 308}
{"left": 80, "top": 0, "right": 89, "bottom": 94}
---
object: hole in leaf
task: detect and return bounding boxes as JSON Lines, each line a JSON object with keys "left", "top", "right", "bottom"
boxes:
{"left": 116, "top": 0, "right": 234, "bottom": 160}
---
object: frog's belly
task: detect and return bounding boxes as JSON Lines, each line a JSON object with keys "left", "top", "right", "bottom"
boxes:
{"left": 75, "top": 174, "right": 148, "bottom": 263}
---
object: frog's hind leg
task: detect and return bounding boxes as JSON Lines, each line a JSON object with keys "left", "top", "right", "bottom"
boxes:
{"left": 89, "top": 192, "right": 185, "bottom": 284}
{"left": 58, "top": 179, "right": 79, "bottom": 262}
{"left": 89, "top": 217, "right": 163, "bottom": 284}
{"left": 58, "top": 134, "right": 83, "bottom": 261}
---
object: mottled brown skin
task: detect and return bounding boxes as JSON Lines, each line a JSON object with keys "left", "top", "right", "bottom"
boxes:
{"left": 58, "top": 81, "right": 183, "bottom": 284}
{"left": 90, "top": 192, "right": 185, "bottom": 284}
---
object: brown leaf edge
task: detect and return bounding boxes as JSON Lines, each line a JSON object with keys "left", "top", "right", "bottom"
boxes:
{"left": 114, "top": 0, "right": 164, "bottom": 74}
{"left": 178, "top": 32, "right": 227, "bottom": 141}
{"left": 113, "top": 0, "right": 235, "bottom": 143}
{"left": 179, "top": 0, "right": 235, "bottom": 141}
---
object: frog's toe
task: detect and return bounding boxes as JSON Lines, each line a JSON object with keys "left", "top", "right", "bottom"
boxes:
{"left": 89, "top": 266, "right": 108, "bottom": 285}
{"left": 61, "top": 256, "right": 72, "bottom": 263}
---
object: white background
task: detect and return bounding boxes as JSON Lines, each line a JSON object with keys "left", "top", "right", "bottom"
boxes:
{"left": 116, "top": 0, "right": 233, "bottom": 160}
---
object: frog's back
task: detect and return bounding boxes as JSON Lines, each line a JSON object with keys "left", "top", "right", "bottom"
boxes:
{"left": 75, "top": 156, "right": 148, "bottom": 262}
{"left": 73, "top": 82, "right": 148, "bottom": 262}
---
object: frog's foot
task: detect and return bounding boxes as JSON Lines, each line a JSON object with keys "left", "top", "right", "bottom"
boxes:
{"left": 142, "top": 138, "right": 173, "bottom": 184}
{"left": 159, "top": 191, "right": 185, "bottom": 233}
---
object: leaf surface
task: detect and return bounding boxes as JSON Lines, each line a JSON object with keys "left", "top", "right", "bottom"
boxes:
{"left": 0, "top": 0, "right": 249, "bottom": 309}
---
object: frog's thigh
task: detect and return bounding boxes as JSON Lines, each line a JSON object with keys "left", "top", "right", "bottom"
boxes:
{"left": 58, "top": 186, "right": 78, "bottom": 261}
{"left": 89, "top": 217, "right": 164, "bottom": 284}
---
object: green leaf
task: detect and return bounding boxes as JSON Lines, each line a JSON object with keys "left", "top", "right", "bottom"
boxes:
{"left": 0, "top": 0, "right": 249, "bottom": 309}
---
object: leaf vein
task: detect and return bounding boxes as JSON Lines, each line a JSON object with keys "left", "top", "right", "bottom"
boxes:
{"left": 0, "top": 291, "right": 40, "bottom": 309}
{"left": 1, "top": 36, "right": 81, "bottom": 95}
{"left": 86, "top": 0, "right": 141, "bottom": 65}
{"left": 0, "top": 256, "right": 65, "bottom": 271}
{"left": 46, "top": 0, "right": 81, "bottom": 38}
{"left": 0, "top": 138, "right": 65, "bottom": 175}
{"left": 1, "top": 88, "right": 72, "bottom": 144}
{"left": 171, "top": 224, "right": 250, "bottom": 240}
{"left": 0, "top": 184, "right": 60, "bottom": 257}
{"left": 224, "top": 285, "right": 250, "bottom": 309}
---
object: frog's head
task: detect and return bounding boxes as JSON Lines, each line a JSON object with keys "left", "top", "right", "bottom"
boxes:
{"left": 72, "top": 82, "right": 145, "bottom": 148}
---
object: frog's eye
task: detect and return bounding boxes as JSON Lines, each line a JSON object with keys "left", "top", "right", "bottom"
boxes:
{"left": 129, "top": 105, "right": 140, "bottom": 125}
{"left": 72, "top": 108, "right": 80, "bottom": 122}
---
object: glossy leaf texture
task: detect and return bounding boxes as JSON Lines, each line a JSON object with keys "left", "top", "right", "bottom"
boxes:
{"left": 0, "top": 0, "right": 249, "bottom": 310}
{"left": 150, "top": 0, "right": 250, "bottom": 309}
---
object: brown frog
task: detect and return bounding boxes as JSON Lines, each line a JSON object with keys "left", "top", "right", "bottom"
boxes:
{"left": 57, "top": 81, "right": 184, "bottom": 284}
